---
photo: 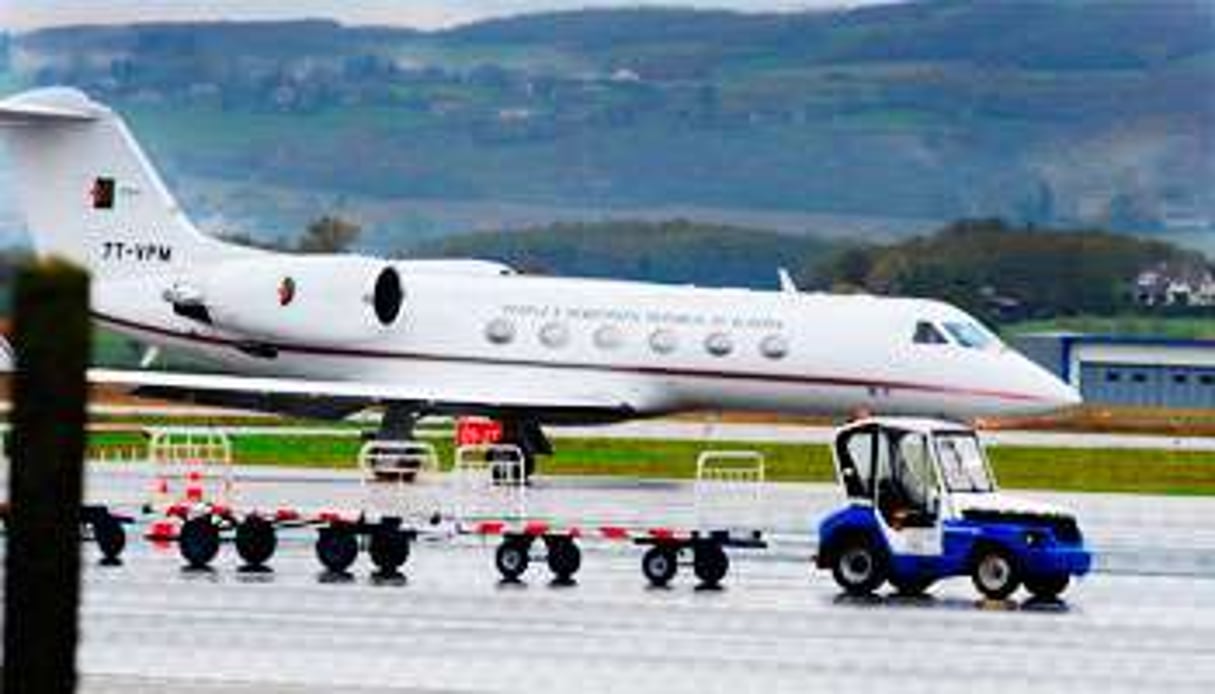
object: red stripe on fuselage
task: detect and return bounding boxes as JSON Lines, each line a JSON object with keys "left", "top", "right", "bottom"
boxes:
{"left": 92, "top": 311, "right": 1048, "bottom": 404}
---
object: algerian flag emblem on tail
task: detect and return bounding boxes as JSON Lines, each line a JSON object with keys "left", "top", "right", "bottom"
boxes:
{"left": 90, "top": 176, "right": 115, "bottom": 210}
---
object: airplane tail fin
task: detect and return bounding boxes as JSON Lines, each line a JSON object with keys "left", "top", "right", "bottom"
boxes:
{"left": 0, "top": 87, "right": 254, "bottom": 278}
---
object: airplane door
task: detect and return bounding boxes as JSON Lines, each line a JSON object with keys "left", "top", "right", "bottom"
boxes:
{"left": 872, "top": 429, "right": 943, "bottom": 557}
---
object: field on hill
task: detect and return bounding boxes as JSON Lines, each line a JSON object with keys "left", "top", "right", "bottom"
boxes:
{"left": 1, "top": 1, "right": 1210, "bottom": 247}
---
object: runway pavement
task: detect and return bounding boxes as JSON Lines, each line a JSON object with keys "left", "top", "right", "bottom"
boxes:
{"left": 9, "top": 464, "right": 1201, "bottom": 693}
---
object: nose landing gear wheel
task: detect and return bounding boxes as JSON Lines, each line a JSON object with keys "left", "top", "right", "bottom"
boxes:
{"left": 496, "top": 539, "right": 531, "bottom": 582}
{"left": 642, "top": 546, "right": 678, "bottom": 587}
{"left": 235, "top": 516, "right": 277, "bottom": 570}
{"left": 971, "top": 546, "right": 1020, "bottom": 600}
{"left": 693, "top": 543, "right": 729, "bottom": 588}
{"left": 830, "top": 537, "right": 887, "bottom": 596}
{"left": 316, "top": 526, "right": 359, "bottom": 574}
{"left": 179, "top": 516, "right": 221, "bottom": 569}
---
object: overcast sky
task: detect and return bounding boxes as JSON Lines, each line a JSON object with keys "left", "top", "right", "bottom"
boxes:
{"left": 1, "top": 1, "right": 906, "bottom": 32}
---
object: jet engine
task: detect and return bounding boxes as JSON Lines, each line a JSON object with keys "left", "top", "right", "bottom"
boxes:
{"left": 175, "top": 256, "right": 404, "bottom": 344}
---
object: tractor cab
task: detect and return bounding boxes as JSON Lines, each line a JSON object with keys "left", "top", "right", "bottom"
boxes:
{"left": 818, "top": 417, "right": 1091, "bottom": 600}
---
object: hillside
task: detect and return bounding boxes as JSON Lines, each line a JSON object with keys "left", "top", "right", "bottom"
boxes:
{"left": 410, "top": 220, "right": 832, "bottom": 289}
{"left": 0, "top": 1, "right": 1212, "bottom": 249}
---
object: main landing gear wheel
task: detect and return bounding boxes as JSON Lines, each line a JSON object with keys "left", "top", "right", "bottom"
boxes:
{"left": 830, "top": 536, "right": 887, "bottom": 596}
{"left": 369, "top": 526, "right": 412, "bottom": 576}
{"left": 235, "top": 515, "right": 277, "bottom": 569}
{"left": 316, "top": 526, "right": 359, "bottom": 574}
{"left": 545, "top": 537, "right": 581, "bottom": 582}
{"left": 642, "top": 547, "right": 678, "bottom": 588}
{"left": 179, "top": 516, "right": 221, "bottom": 569}
{"left": 1025, "top": 573, "right": 1070, "bottom": 601}
{"left": 693, "top": 543, "right": 729, "bottom": 588}
{"left": 496, "top": 538, "right": 531, "bottom": 582}
{"left": 971, "top": 546, "right": 1021, "bottom": 600}
{"left": 92, "top": 513, "right": 126, "bottom": 565}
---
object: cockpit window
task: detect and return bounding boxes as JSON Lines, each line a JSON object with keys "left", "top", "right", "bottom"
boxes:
{"left": 913, "top": 321, "right": 949, "bottom": 345}
{"left": 944, "top": 321, "right": 997, "bottom": 350}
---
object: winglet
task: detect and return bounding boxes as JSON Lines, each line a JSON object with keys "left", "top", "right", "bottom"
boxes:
{"left": 777, "top": 268, "right": 798, "bottom": 294}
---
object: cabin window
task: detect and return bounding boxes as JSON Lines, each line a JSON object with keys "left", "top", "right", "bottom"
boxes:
{"left": 1105, "top": 371, "right": 1121, "bottom": 383}
{"left": 913, "top": 321, "right": 948, "bottom": 345}
{"left": 704, "top": 332, "right": 734, "bottom": 357}
{"left": 760, "top": 334, "right": 789, "bottom": 360}
{"left": 485, "top": 318, "right": 516, "bottom": 345}
{"left": 1173, "top": 373, "right": 1189, "bottom": 385}
{"left": 1131, "top": 372, "right": 1148, "bottom": 384}
{"left": 1202, "top": 375, "right": 1215, "bottom": 386}
{"left": 594, "top": 325, "right": 624, "bottom": 350}
{"left": 649, "top": 329, "right": 678, "bottom": 355}
{"left": 539, "top": 322, "right": 569, "bottom": 349}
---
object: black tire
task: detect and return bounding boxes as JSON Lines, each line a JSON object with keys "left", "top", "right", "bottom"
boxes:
{"left": 829, "top": 535, "right": 887, "bottom": 596}
{"left": 889, "top": 575, "right": 934, "bottom": 596}
{"left": 495, "top": 538, "right": 530, "bottom": 581}
{"left": 235, "top": 516, "right": 277, "bottom": 568}
{"left": 693, "top": 543, "right": 730, "bottom": 588}
{"left": 971, "top": 545, "right": 1021, "bottom": 600}
{"left": 179, "top": 516, "right": 221, "bottom": 569}
{"left": 1025, "top": 573, "right": 1070, "bottom": 600}
{"left": 545, "top": 537, "right": 582, "bottom": 581}
{"left": 316, "top": 526, "right": 359, "bottom": 574}
{"left": 369, "top": 526, "right": 411, "bottom": 574}
{"left": 642, "top": 546, "right": 679, "bottom": 587}
{"left": 93, "top": 513, "right": 126, "bottom": 563}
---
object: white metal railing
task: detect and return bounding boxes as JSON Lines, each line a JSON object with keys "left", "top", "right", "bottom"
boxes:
{"left": 694, "top": 449, "right": 766, "bottom": 531}
{"left": 696, "top": 450, "right": 765, "bottom": 484}
{"left": 358, "top": 440, "right": 440, "bottom": 481}
{"left": 146, "top": 428, "right": 234, "bottom": 509}
{"left": 447, "top": 443, "right": 527, "bottom": 525}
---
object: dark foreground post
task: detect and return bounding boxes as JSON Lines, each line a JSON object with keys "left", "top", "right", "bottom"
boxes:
{"left": 3, "top": 260, "right": 91, "bottom": 694}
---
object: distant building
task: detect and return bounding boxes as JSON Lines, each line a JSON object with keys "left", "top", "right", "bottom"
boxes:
{"left": 1016, "top": 333, "right": 1215, "bottom": 409}
{"left": 1133, "top": 262, "right": 1215, "bottom": 307}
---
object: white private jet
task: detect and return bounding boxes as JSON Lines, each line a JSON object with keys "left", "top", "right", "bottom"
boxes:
{"left": 0, "top": 88, "right": 1079, "bottom": 472}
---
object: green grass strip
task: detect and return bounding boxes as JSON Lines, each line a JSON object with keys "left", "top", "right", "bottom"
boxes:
{"left": 86, "top": 434, "right": 1215, "bottom": 495}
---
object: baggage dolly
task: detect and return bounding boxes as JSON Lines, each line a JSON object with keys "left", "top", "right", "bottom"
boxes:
{"left": 635, "top": 528, "right": 767, "bottom": 589}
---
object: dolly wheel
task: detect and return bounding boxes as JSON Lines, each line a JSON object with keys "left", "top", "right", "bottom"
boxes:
{"left": 693, "top": 543, "right": 729, "bottom": 588}
{"left": 179, "top": 516, "right": 221, "bottom": 569}
{"left": 830, "top": 536, "right": 887, "bottom": 596}
{"left": 316, "top": 526, "right": 359, "bottom": 574}
{"left": 93, "top": 513, "right": 126, "bottom": 564}
{"left": 369, "top": 526, "right": 412, "bottom": 575}
{"left": 1025, "top": 573, "right": 1070, "bottom": 601}
{"left": 545, "top": 537, "right": 581, "bottom": 581}
{"left": 642, "top": 546, "right": 678, "bottom": 587}
{"left": 235, "top": 516, "right": 277, "bottom": 569}
{"left": 495, "top": 538, "right": 530, "bottom": 581}
{"left": 971, "top": 546, "right": 1021, "bottom": 600}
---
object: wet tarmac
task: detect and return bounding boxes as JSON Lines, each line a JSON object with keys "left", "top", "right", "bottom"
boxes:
{"left": 10, "top": 465, "right": 1215, "bottom": 693}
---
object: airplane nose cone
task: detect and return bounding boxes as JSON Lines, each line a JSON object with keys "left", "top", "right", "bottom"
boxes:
{"left": 1026, "top": 359, "right": 1082, "bottom": 411}
{"left": 1055, "top": 380, "right": 1083, "bottom": 409}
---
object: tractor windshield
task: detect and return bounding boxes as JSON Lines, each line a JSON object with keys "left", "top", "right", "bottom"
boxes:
{"left": 934, "top": 432, "right": 996, "bottom": 493}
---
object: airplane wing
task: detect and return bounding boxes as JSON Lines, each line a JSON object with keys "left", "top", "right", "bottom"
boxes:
{"left": 87, "top": 368, "right": 634, "bottom": 422}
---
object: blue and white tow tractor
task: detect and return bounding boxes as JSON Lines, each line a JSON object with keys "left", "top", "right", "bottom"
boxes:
{"left": 815, "top": 418, "right": 1092, "bottom": 600}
